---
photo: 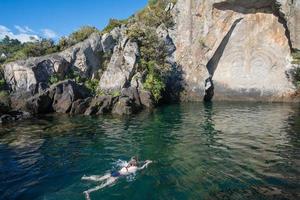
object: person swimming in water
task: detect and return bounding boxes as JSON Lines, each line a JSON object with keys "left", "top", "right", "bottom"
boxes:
{"left": 82, "top": 157, "right": 152, "bottom": 200}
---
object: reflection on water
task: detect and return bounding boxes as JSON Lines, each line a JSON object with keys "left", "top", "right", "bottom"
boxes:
{"left": 0, "top": 102, "right": 299, "bottom": 200}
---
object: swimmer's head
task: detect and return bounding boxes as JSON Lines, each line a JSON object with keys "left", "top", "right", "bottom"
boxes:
{"left": 131, "top": 156, "right": 137, "bottom": 161}
{"left": 127, "top": 156, "right": 138, "bottom": 167}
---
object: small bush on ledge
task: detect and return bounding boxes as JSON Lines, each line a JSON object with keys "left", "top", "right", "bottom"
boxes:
{"left": 292, "top": 50, "right": 300, "bottom": 65}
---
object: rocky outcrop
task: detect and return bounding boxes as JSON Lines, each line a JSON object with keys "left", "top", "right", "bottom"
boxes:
{"left": 1, "top": 25, "right": 155, "bottom": 120}
{"left": 277, "top": 0, "right": 300, "bottom": 50}
{"left": 24, "top": 80, "right": 90, "bottom": 114}
{"left": 98, "top": 27, "right": 140, "bottom": 93}
{"left": 3, "top": 33, "right": 102, "bottom": 92}
{"left": 0, "top": 93, "right": 31, "bottom": 124}
{"left": 172, "top": 0, "right": 299, "bottom": 101}
{"left": 4, "top": 0, "right": 298, "bottom": 106}
{"left": 0, "top": 110, "right": 31, "bottom": 124}
{"left": 7, "top": 80, "right": 153, "bottom": 117}
{"left": 112, "top": 87, "right": 142, "bottom": 115}
{"left": 83, "top": 95, "right": 115, "bottom": 115}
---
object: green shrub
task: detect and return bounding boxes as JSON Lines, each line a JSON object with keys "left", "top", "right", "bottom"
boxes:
{"left": 84, "top": 79, "right": 99, "bottom": 95}
{"left": 148, "top": 0, "right": 158, "bottom": 6}
{"left": 144, "top": 72, "right": 165, "bottom": 102}
{"left": 136, "top": 0, "right": 175, "bottom": 28}
{"left": 56, "top": 26, "right": 99, "bottom": 51}
{"left": 292, "top": 50, "right": 300, "bottom": 65}
{"left": 142, "top": 61, "right": 165, "bottom": 102}
{"left": 127, "top": 26, "right": 167, "bottom": 68}
{"left": 0, "top": 78, "right": 5, "bottom": 90}
{"left": 69, "top": 26, "right": 99, "bottom": 43}
{"left": 65, "top": 68, "right": 86, "bottom": 83}
{"left": 127, "top": 19, "right": 169, "bottom": 103}
{"left": 102, "top": 18, "right": 129, "bottom": 34}
{"left": 0, "top": 90, "right": 10, "bottom": 107}
{"left": 96, "top": 89, "right": 105, "bottom": 96}
{"left": 111, "top": 90, "right": 121, "bottom": 97}
{"left": 126, "top": 24, "right": 146, "bottom": 41}
{"left": 49, "top": 74, "right": 59, "bottom": 85}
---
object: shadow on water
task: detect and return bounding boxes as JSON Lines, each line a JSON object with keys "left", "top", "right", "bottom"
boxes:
{"left": 0, "top": 102, "right": 300, "bottom": 200}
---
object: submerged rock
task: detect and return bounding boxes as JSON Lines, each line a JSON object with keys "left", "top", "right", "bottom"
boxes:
{"left": 0, "top": 110, "right": 31, "bottom": 124}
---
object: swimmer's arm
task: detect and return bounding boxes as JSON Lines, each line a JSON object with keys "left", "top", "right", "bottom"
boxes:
{"left": 138, "top": 160, "right": 152, "bottom": 170}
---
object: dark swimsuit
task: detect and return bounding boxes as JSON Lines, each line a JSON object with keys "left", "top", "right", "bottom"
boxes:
{"left": 111, "top": 171, "right": 121, "bottom": 177}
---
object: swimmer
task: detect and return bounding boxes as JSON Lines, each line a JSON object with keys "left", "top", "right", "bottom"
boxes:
{"left": 82, "top": 157, "right": 152, "bottom": 200}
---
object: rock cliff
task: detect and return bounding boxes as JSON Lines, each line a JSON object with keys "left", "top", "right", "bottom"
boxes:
{"left": 172, "top": 0, "right": 300, "bottom": 101}
{"left": 1, "top": 0, "right": 300, "bottom": 117}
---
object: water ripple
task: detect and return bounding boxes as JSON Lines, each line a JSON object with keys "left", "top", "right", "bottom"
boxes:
{"left": 0, "top": 102, "right": 300, "bottom": 200}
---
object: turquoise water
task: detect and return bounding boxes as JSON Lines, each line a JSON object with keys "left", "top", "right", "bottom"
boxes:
{"left": 0, "top": 102, "right": 300, "bottom": 200}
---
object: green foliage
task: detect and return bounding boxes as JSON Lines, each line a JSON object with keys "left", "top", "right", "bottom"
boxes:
{"left": 0, "top": 36, "right": 23, "bottom": 63}
{"left": 136, "top": 0, "right": 176, "bottom": 28}
{"left": 48, "top": 68, "right": 101, "bottom": 97}
{"left": 49, "top": 74, "right": 59, "bottom": 85}
{"left": 127, "top": 26, "right": 167, "bottom": 68}
{"left": 65, "top": 68, "right": 86, "bottom": 83}
{"left": 111, "top": 90, "right": 121, "bottom": 97}
{"left": 102, "top": 18, "right": 129, "bottom": 34}
{"left": 69, "top": 26, "right": 98, "bottom": 43}
{"left": 142, "top": 61, "right": 166, "bottom": 102}
{"left": 1, "top": 36, "right": 59, "bottom": 63}
{"left": 0, "top": 90, "right": 10, "bottom": 107}
{"left": 58, "top": 26, "right": 99, "bottom": 51}
{"left": 96, "top": 89, "right": 105, "bottom": 96}
{"left": 148, "top": 0, "right": 158, "bottom": 6}
{"left": 22, "top": 39, "right": 59, "bottom": 57}
{"left": 292, "top": 50, "right": 300, "bottom": 65}
{"left": 84, "top": 79, "right": 99, "bottom": 95}
{"left": 127, "top": 16, "right": 170, "bottom": 102}
{"left": 126, "top": 24, "right": 146, "bottom": 40}
{"left": 0, "top": 26, "right": 99, "bottom": 64}
{"left": 0, "top": 78, "right": 5, "bottom": 90}
{"left": 144, "top": 72, "right": 165, "bottom": 102}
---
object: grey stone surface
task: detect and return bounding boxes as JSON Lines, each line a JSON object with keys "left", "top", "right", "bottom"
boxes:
{"left": 70, "top": 97, "right": 92, "bottom": 115}
{"left": 84, "top": 95, "right": 114, "bottom": 115}
{"left": 277, "top": 0, "right": 300, "bottom": 50}
{"left": 98, "top": 38, "right": 139, "bottom": 92}
{"left": 4, "top": 33, "right": 102, "bottom": 92}
{"left": 172, "top": 0, "right": 298, "bottom": 101}
{"left": 25, "top": 80, "right": 90, "bottom": 114}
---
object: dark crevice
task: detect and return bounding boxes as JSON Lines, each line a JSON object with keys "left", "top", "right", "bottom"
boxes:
{"left": 272, "top": 2, "right": 294, "bottom": 52}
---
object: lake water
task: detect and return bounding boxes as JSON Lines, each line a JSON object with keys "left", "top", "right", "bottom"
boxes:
{"left": 0, "top": 102, "right": 299, "bottom": 200}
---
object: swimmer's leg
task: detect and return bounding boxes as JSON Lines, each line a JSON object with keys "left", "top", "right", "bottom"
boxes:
{"left": 81, "top": 174, "right": 111, "bottom": 182}
{"left": 83, "top": 177, "right": 117, "bottom": 200}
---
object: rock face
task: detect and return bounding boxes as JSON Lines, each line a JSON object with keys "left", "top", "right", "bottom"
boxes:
{"left": 277, "top": 0, "right": 300, "bottom": 50}
{"left": 3, "top": 0, "right": 299, "bottom": 104}
{"left": 172, "top": 0, "right": 299, "bottom": 101}
{"left": 4, "top": 33, "right": 102, "bottom": 92}
{"left": 25, "top": 80, "right": 91, "bottom": 114}
{"left": 98, "top": 27, "right": 139, "bottom": 92}
{"left": 0, "top": 110, "right": 31, "bottom": 124}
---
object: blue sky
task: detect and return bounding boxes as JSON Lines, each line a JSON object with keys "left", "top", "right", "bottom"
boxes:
{"left": 0, "top": 0, "right": 148, "bottom": 42}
